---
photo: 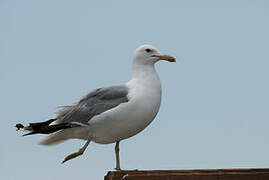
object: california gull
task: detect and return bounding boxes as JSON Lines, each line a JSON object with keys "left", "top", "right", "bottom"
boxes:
{"left": 16, "top": 44, "right": 175, "bottom": 170}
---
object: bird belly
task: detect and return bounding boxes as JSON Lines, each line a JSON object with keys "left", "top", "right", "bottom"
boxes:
{"left": 88, "top": 93, "right": 161, "bottom": 144}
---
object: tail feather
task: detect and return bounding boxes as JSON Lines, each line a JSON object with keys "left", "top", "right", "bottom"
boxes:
{"left": 22, "top": 131, "right": 39, "bottom": 136}
{"left": 15, "top": 118, "right": 80, "bottom": 136}
{"left": 28, "top": 119, "right": 55, "bottom": 131}
{"left": 39, "top": 127, "right": 89, "bottom": 146}
{"left": 16, "top": 119, "right": 88, "bottom": 146}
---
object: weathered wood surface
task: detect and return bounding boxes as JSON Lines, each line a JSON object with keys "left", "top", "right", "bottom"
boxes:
{"left": 105, "top": 168, "right": 269, "bottom": 180}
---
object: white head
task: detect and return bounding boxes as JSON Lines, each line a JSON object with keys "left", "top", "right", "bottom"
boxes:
{"left": 133, "top": 44, "right": 175, "bottom": 66}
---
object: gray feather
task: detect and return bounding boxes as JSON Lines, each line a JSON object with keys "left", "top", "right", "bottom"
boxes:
{"left": 55, "top": 85, "right": 129, "bottom": 124}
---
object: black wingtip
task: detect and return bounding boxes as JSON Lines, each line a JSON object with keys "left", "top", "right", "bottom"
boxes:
{"left": 15, "top": 123, "right": 24, "bottom": 131}
{"left": 22, "top": 132, "right": 38, "bottom": 136}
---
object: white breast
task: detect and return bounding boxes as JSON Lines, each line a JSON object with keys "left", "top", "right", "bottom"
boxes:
{"left": 89, "top": 68, "right": 162, "bottom": 144}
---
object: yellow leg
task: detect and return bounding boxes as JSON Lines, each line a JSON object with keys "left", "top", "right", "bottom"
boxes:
{"left": 115, "top": 141, "right": 121, "bottom": 170}
{"left": 62, "top": 138, "right": 91, "bottom": 164}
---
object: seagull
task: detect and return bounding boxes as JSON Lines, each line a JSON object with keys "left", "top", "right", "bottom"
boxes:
{"left": 16, "top": 44, "right": 175, "bottom": 170}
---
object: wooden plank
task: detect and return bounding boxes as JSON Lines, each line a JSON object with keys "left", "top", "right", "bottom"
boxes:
{"left": 105, "top": 168, "right": 269, "bottom": 180}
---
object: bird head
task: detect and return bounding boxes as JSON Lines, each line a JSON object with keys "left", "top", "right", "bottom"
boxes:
{"left": 133, "top": 44, "right": 175, "bottom": 66}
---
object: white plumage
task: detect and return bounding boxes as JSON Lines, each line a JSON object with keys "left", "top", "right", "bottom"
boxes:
{"left": 17, "top": 44, "right": 175, "bottom": 169}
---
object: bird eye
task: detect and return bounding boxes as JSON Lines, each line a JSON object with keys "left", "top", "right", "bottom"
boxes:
{"left": 145, "top": 49, "right": 151, "bottom": 53}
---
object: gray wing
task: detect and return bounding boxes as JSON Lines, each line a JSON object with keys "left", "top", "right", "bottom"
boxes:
{"left": 55, "top": 85, "right": 129, "bottom": 124}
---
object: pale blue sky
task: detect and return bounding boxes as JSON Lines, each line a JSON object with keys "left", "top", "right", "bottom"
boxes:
{"left": 1, "top": 0, "right": 269, "bottom": 179}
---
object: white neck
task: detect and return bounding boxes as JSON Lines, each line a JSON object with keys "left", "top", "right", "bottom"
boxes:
{"left": 132, "top": 62, "right": 156, "bottom": 79}
{"left": 127, "top": 61, "right": 161, "bottom": 93}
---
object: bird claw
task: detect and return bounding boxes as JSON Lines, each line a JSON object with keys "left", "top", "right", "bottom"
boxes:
{"left": 62, "top": 151, "right": 83, "bottom": 163}
{"left": 62, "top": 139, "right": 91, "bottom": 164}
{"left": 114, "top": 167, "right": 122, "bottom": 171}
